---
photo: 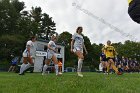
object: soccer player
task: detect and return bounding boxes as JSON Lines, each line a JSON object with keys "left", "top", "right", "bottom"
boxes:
{"left": 103, "top": 40, "right": 122, "bottom": 75}
{"left": 128, "top": 0, "right": 140, "bottom": 23}
{"left": 19, "top": 36, "right": 36, "bottom": 75}
{"left": 71, "top": 26, "right": 88, "bottom": 77}
{"left": 42, "top": 35, "right": 59, "bottom": 76}
{"left": 100, "top": 48, "right": 108, "bottom": 74}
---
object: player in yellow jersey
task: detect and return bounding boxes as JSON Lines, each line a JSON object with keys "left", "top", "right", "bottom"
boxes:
{"left": 103, "top": 40, "right": 122, "bottom": 75}
{"left": 128, "top": 0, "right": 140, "bottom": 23}
{"left": 128, "top": 0, "right": 132, "bottom": 4}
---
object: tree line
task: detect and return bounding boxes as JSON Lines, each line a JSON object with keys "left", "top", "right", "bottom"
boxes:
{"left": 0, "top": 0, "right": 140, "bottom": 69}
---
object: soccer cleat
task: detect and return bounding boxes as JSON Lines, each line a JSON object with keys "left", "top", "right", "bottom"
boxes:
{"left": 42, "top": 73, "right": 44, "bottom": 76}
{"left": 77, "top": 72, "right": 83, "bottom": 77}
{"left": 56, "top": 73, "right": 61, "bottom": 76}
{"left": 117, "top": 72, "right": 123, "bottom": 75}
{"left": 59, "top": 72, "right": 63, "bottom": 75}
{"left": 42, "top": 72, "right": 47, "bottom": 76}
{"left": 19, "top": 73, "right": 25, "bottom": 75}
{"left": 104, "top": 72, "right": 108, "bottom": 75}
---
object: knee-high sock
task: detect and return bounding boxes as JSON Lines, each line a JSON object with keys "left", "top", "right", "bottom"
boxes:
{"left": 112, "top": 65, "right": 118, "bottom": 73}
{"left": 107, "top": 64, "right": 110, "bottom": 73}
{"left": 55, "top": 64, "right": 58, "bottom": 75}
{"left": 42, "top": 64, "right": 48, "bottom": 74}
{"left": 19, "top": 63, "right": 26, "bottom": 74}
{"left": 105, "top": 68, "right": 107, "bottom": 72}
{"left": 77, "top": 59, "right": 83, "bottom": 72}
{"left": 24, "top": 63, "right": 32, "bottom": 71}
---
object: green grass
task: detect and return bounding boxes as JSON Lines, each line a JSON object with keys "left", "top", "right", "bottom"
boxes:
{"left": 0, "top": 72, "right": 140, "bottom": 93}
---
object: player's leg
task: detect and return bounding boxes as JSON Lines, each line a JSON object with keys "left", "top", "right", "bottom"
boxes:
{"left": 104, "top": 61, "right": 108, "bottom": 74}
{"left": 110, "top": 59, "right": 122, "bottom": 75}
{"left": 23, "top": 57, "right": 33, "bottom": 72}
{"left": 19, "top": 57, "right": 28, "bottom": 75}
{"left": 8, "top": 66, "right": 13, "bottom": 72}
{"left": 12, "top": 65, "right": 16, "bottom": 72}
{"left": 110, "top": 59, "right": 118, "bottom": 72}
{"left": 42, "top": 59, "right": 51, "bottom": 75}
{"left": 58, "top": 66, "right": 62, "bottom": 74}
{"left": 42, "top": 52, "right": 52, "bottom": 75}
{"left": 101, "top": 61, "right": 105, "bottom": 73}
{"left": 52, "top": 55, "right": 59, "bottom": 76}
{"left": 106, "top": 58, "right": 111, "bottom": 74}
{"left": 75, "top": 50, "right": 84, "bottom": 77}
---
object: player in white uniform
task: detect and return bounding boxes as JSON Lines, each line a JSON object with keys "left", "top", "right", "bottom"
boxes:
{"left": 71, "top": 26, "right": 88, "bottom": 77}
{"left": 19, "top": 36, "right": 36, "bottom": 75}
{"left": 42, "top": 35, "right": 59, "bottom": 76}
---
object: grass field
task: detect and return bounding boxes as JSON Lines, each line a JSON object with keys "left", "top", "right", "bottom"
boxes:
{"left": 0, "top": 72, "right": 140, "bottom": 93}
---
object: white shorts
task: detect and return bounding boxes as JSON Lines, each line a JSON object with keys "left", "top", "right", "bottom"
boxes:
{"left": 23, "top": 51, "right": 29, "bottom": 57}
{"left": 23, "top": 51, "right": 33, "bottom": 57}
{"left": 46, "top": 52, "right": 56, "bottom": 59}
{"left": 73, "top": 46, "right": 83, "bottom": 53}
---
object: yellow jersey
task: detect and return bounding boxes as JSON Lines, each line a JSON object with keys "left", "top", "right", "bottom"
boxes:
{"left": 128, "top": 0, "right": 133, "bottom": 4}
{"left": 104, "top": 45, "right": 117, "bottom": 58}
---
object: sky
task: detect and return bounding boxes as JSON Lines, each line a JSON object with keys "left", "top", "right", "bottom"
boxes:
{"left": 19, "top": 0, "right": 140, "bottom": 44}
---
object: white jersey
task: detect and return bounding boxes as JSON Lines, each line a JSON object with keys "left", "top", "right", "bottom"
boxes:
{"left": 46, "top": 40, "right": 57, "bottom": 59}
{"left": 72, "top": 33, "right": 84, "bottom": 48}
{"left": 72, "top": 33, "right": 84, "bottom": 53}
{"left": 23, "top": 40, "right": 35, "bottom": 57}
{"left": 47, "top": 40, "right": 56, "bottom": 54}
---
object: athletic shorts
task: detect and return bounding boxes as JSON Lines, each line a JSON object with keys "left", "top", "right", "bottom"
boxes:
{"left": 23, "top": 57, "right": 33, "bottom": 64}
{"left": 23, "top": 51, "right": 33, "bottom": 57}
{"left": 128, "top": 0, "right": 140, "bottom": 23}
{"left": 46, "top": 52, "right": 56, "bottom": 59}
{"left": 101, "top": 58, "right": 107, "bottom": 62}
{"left": 73, "top": 46, "right": 83, "bottom": 53}
{"left": 106, "top": 57, "right": 115, "bottom": 62}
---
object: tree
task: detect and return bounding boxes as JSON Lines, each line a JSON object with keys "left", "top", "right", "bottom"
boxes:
{"left": 57, "top": 32, "right": 76, "bottom": 67}
{"left": 40, "top": 13, "right": 56, "bottom": 40}
{"left": 115, "top": 40, "right": 140, "bottom": 61}
{"left": 0, "top": 0, "right": 57, "bottom": 64}
{"left": 0, "top": 0, "right": 23, "bottom": 35}
{"left": 0, "top": 35, "right": 25, "bottom": 60}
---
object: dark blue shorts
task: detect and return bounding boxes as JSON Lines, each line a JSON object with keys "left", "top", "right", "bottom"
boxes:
{"left": 101, "top": 58, "right": 107, "bottom": 62}
{"left": 106, "top": 57, "right": 115, "bottom": 62}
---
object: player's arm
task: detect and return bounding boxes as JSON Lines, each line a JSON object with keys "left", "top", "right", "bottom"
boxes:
{"left": 83, "top": 44, "right": 88, "bottom": 55}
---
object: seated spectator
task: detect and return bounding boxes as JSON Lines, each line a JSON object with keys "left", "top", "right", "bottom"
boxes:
{"left": 8, "top": 57, "right": 19, "bottom": 72}
{"left": 58, "top": 59, "right": 63, "bottom": 74}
